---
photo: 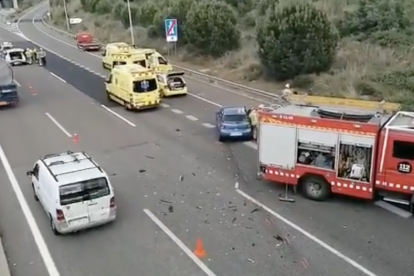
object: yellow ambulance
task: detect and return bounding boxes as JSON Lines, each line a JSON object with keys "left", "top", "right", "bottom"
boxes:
{"left": 102, "top": 43, "right": 134, "bottom": 69}
{"left": 133, "top": 48, "right": 173, "bottom": 73}
{"left": 105, "top": 64, "right": 160, "bottom": 110}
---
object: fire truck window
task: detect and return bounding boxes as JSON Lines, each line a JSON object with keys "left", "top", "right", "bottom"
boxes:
{"left": 337, "top": 143, "right": 372, "bottom": 182}
{"left": 296, "top": 142, "right": 335, "bottom": 170}
{"left": 393, "top": 141, "right": 414, "bottom": 160}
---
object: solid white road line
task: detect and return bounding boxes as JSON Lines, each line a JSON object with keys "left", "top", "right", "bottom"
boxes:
{"left": 374, "top": 201, "right": 412, "bottom": 218}
{"left": 49, "top": 72, "right": 66, "bottom": 83}
{"left": 236, "top": 189, "right": 378, "bottom": 276}
{"left": 0, "top": 143, "right": 60, "bottom": 276}
{"left": 160, "top": 103, "right": 170, "bottom": 108}
{"left": 45, "top": 112, "right": 72, "bottom": 137}
{"left": 188, "top": 93, "right": 223, "bottom": 107}
{"left": 100, "top": 104, "right": 136, "bottom": 127}
{"left": 143, "top": 209, "right": 217, "bottom": 276}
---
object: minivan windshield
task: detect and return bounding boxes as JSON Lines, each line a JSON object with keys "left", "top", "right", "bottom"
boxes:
{"left": 59, "top": 177, "right": 110, "bottom": 205}
{"left": 133, "top": 79, "right": 157, "bottom": 93}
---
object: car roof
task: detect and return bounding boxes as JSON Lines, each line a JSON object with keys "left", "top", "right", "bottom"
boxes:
{"left": 6, "top": 48, "right": 23, "bottom": 52}
{"left": 222, "top": 106, "right": 246, "bottom": 115}
{"left": 41, "top": 151, "right": 106, "bottom": 186}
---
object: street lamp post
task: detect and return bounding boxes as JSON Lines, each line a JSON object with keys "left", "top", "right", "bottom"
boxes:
{"left": 126, "top": 0, "right": 135, "bottom": 45}
{"left": 63, "top": 0, "right": 70, "bottom": 31}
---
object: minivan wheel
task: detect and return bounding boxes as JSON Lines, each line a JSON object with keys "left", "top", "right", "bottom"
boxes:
{"left": 32, "top": 184, "right": 39, "bottom": 201}
{"left": 49, "top": 215, "right": 60, "bottom": 235}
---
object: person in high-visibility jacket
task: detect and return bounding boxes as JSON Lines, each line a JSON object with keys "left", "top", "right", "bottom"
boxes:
{"left": 25, "top": 48, "right": 33, "bottom": 64}
{"left": 248, "top": 104, "right": 263, "bottom": 140}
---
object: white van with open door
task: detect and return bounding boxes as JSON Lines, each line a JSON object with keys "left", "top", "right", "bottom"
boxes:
{"left": 27, "top": 151, "right": 116, "bottom": 235}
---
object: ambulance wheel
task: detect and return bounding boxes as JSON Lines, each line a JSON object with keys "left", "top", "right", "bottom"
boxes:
{"left": 124, "top": 101, "right": 131, "bottom": 110}
{"left": 301, "top": 175, "right": 330, "bottom": 201}
{"left": 106, "top": 90, "right": 112, "bottom": 101}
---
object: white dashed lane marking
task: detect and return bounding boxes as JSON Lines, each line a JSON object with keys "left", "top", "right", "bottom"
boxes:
{"left": 160, "top": 103, "right": 170, "bottom": 108}
{"left": 186, "top": 115, "right": 198, "bottom": 121}
{"left": 202, "top": 123, "right": 215, "bottom": 128}
{"left": 171, "top": 109, "right": 184, "bottom": 114}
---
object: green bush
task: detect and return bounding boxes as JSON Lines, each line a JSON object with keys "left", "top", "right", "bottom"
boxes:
{"left": 256, "top": 2, "right": 338, "bottom": 81}
{"left": 94, "top": 0, "right": 112, "bottom": 15}
{"left": 138, "top": 2, "right": 159, "bottom": 27}
{"left": 112, "top": 2, "right": 126, "bottom": 20}
{"left": 185, "top": 0, "right": 240, "bottom": 57}
{"left": 81, "top": 0, "right": 99, "bottom": 13}
{"left": 338, "top": 0, "right": 412, "bottom": 41}
{"left": 223, "top": 0, "right": 254, "bottom": 15}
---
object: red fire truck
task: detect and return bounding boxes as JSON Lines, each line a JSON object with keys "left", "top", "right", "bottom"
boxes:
{"left": 256, "top": 95, "right": 414, "bottom": 210}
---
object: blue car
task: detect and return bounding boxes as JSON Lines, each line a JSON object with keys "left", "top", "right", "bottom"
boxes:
{"left": 215, "top": 106, "right": 252, "bottom": 141}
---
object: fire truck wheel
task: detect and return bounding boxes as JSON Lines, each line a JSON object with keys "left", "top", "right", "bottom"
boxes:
{"left": 301, "top": 176, "right": 330, "bottom": 201}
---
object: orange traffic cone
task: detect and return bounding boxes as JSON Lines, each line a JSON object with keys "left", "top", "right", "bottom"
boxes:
{"left": 193, "top": 238, "right": 206, "bottom": 258}
{"left": 72, "top": 133, "right": 79, "bottom": 144}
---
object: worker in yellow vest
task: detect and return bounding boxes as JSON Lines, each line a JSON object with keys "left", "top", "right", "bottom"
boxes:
{"left": 248, "top": 104, "right": 264, "bottom": 140}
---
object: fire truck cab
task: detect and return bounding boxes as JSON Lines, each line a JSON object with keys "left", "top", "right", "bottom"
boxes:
{"left": 256, "top": 95, "right": 414, "bottom": 210}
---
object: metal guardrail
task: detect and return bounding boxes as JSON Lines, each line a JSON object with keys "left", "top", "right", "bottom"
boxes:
{"left": 39, "top": 16, "right": 280, "bottom": 100}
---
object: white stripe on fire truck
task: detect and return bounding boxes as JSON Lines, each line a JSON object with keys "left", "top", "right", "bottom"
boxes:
{"left": 375, "top": 180, "right": 414, "bottom": 191}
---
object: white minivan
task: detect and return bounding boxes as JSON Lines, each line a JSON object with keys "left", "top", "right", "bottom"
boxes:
{"left": 27, "top": 151, "right": 116, "bottom": 235}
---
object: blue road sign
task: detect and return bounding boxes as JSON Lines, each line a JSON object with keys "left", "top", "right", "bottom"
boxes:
{"left": 164, "top": 19, "right": 178, "bottom": 42}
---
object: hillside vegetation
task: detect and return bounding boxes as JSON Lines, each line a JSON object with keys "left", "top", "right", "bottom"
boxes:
{"left": 49, "top": 0, "right": 414, "bottom": 108}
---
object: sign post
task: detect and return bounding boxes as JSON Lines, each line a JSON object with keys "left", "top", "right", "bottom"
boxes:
{"left": 164, "top": 19, "right": 178, "bottom": 56}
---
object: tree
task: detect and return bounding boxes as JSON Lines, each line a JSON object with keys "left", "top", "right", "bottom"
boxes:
{"left": 138, "top": 2, "right": 159, "bottom": 27}
{"left": 149, "top": 0, "right": 197, "bottom": 43}
{"left": 337, "top": 0, "right": 413, "bottom": 45}
{"left": 81, "top": 0, "right": 99, "bottom": 13}
{"left": 94, "top": 0, "right": 112, "bottom": 15}
{"left": 223, "top": 0, "right": 254, "bottom": 15}
{"left": 185, "top": 1, "right": 240, "bottom": 57}
{"left": 256, "top": 2, "right": 338, "bottom": 81}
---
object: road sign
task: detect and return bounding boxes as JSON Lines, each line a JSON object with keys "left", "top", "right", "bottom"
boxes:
{"left": 164, "top": 19, "right": 178, "bottom": 42}
{"left": 69, "top": 18, "right": 82, "bottom": 25}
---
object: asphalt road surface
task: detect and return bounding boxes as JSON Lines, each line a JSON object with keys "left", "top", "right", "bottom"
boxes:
{"left": 0, "top": 3, "right": 413, "bottom": 276}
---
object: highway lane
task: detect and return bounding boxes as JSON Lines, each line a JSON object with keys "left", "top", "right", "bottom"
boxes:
{"left": 0, "top": 85, "right": 50, "bottom": 276}
{"left": 13, "top": 65, "right": 366, "bottom": 276}
{"left": 7, "top": 6, "right": 414, "bottom": 276}
{"left": 5, "top": 65, "right": 212, "bottom": 276}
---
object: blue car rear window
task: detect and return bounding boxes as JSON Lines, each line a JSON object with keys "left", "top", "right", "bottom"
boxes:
{"left": 223, "top": 114, "right": 247, "bottom": 122}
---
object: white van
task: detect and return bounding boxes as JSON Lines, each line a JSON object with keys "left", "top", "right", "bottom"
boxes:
{"left": 4, "top": 48, "right": 27, "bottom": 66}
{"left": 27, "top": 151, "right": 116, "bottom": 235}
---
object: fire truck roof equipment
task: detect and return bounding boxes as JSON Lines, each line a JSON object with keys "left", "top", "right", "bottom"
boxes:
{"left": 259, "top": 94, "right": 401, "bottom": 125}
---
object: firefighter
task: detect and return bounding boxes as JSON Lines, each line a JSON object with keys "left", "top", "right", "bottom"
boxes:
{"left": 38, "top": 47, "right": 46, "bottom": 65}
{"left": 248, "top": 104, "right": 263, "bottom": 140}
{"left": 32, "top": 48, "right": 38, "bottom": 63}
{"left": 25, "top": 48, "right": 33, "bottom": 64}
